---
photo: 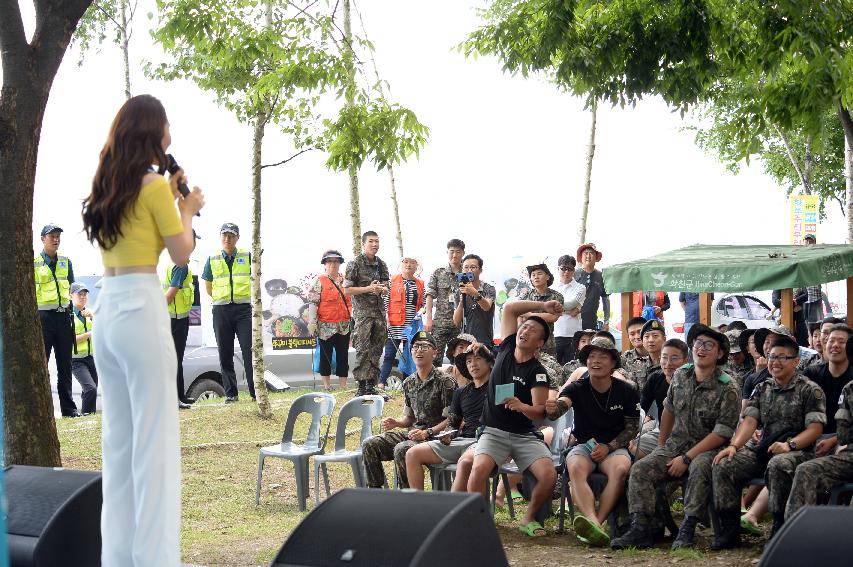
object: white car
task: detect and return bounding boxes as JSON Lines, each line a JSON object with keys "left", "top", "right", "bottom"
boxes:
{"left": 711, "top": 292, "right": 774, "bottom": 330}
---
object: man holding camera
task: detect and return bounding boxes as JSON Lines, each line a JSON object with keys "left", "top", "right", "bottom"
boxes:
{"left": 452, "top": 254, "right": 496, "bottom": 348}
{"left": 344, "top": 231, "right": 390, "bottom": 397}
{"left": 425, "top": 238, "right": 465, "bottom": 365}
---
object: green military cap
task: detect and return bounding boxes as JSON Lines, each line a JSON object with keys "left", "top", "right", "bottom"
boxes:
{"left": 412, "top": 331, "right": 436, "bottom": 348}
{"left": 640, "top": 318, "right": 666, "bottom": 338}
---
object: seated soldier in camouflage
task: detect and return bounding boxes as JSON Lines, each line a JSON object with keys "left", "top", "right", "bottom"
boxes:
{"left": 723, "top": 329, "right": 754, "bottom": 390}
{"left": 628, "top": 319, "right": 665, "bottom": 390}
{"left": 405, "top": 343, "right": 492, "bottom": 490}
{"left": 612, "top": 324, "right": 740, "bottom": 550}
{"left": 711, "top": 334, "right": 826, "bottom": 549}
{"left": 547, "top": 337, "right": 640, "bottom": 547}
{"left": 361, "top": 331, "right": 456, "bottom": 489}
{"left": 621, "top": 316, "right": 651, "bottom": 381}
{"left": 785, "top": 336, "right": 853, "bottom": 519}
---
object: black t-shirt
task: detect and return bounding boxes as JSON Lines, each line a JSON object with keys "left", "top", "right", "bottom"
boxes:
{"left": 742, "top": 368, "right": 770, "bottom": 400}
{"left": 482, "top": 333, "right": 550, "bottom": 434}
{"left": 641, "top": 369, "right": 669, "bottom": 419}
{"left": 559, "top": 375, "right": 640, "bottom": 444}
{"left": 805, "top": 363, "right": 853, "bottom": 434}
{"left": 575, "top": 269, "right": 606, "bottom": 330}
{"left": 449, "top": 381, "right": 489, "bottom": 438}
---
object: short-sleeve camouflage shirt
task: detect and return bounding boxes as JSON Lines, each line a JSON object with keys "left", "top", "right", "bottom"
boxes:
{"left": 343, "top": 253, "right": 389, "bottom": 319}
{"left": 662, "top": 364, "right": 741, "bottom": 453}
{"left": 742, "top": 373, "right": 827, "bottom": 447}
{"left": 621, "top": 349, "right": 653, "bottom": 390}
{"left": 517, "top": 287, "right": 564, "bottom": 353}
{"left": 402, "top": 368, "right": 457, "bottom": 430}
{"left": 426, "top": 264, "right": 461, "bottom": 328}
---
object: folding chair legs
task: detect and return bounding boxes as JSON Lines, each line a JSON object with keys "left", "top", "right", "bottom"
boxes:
{"left": 322, "top": 463, "right": 332, "bottom": 499}
{"left": 255, "top": 454, "right": 266, "bottom": 506}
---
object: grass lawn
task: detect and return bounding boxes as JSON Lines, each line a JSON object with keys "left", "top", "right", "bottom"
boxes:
{"left": 57, "top": 388, "right": 764, "bottom": 566}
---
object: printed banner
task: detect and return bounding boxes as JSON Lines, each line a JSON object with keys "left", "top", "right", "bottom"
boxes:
{"left": 789, "top": 195, "right": 818, "bottom": 245}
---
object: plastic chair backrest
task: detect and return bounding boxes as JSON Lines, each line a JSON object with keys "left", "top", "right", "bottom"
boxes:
{"left": 332, "top": 395, "right": 385, "bottom": 452}
{"left": 535, "top": 411, "right": 570, "bottom": 456}
{"left": 281, "top": 392, "right": 337, "bottom": 450}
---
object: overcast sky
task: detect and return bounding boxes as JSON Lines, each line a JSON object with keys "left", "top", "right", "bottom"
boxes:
{"left": 16, "top": 1, "right": 851, "bottom": 306}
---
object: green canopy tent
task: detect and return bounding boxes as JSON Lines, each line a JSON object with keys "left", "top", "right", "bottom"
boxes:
{"left": 602, "top": 244, "right": 853, "bottom": 351}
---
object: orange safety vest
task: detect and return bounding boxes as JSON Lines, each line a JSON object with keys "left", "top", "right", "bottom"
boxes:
{"left": 317, "top": 276, "right": 351, "bottom": 323}
{"left": 388, "top": 274, "right": 424, "bottom": 326}
{"left": 632, "top": 291, "right": 666, "bottom": 322}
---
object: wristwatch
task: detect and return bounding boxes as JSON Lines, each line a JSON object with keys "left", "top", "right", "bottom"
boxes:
{"left": 426, "top": 428, "right": 434, "bottom": 437}
{"left": 476, "top": 293, "right": 484, "bottom": 302}
{"left": 787, "top": 439, "right": 798, "bottom": 451}
{"left": 681, "top": 454, "right": 692, "bottom": 466}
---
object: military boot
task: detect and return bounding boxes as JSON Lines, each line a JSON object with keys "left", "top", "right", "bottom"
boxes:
{"left": 355, "top": 380, "right": 367, "bottom": 397}
{"left": 710, "top": 509, "right": 741, "bottom": 550}
{"left": 671, "top": 515, "right": 699, "bottom": 549}
{"left": 610, "top": 513, "right": 654, "bottom": 549}
{"left": 364, "top": 380, "right": 390, "bottom": 401}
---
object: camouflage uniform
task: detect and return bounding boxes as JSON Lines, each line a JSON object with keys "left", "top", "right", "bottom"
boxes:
{"left": 362, "top": 368, "right": 456, "bottom": 488}
{"left": 627, "top": 365, "right": 740, "bottom": 518}
{"left": 785, "top": 381, "right": 853, "bottom": 519}
{"left": 622, "top": 349, "right": 653, "bottom": 390}
{"left": 344, "top": 253, "right": 390, "bottom": 384}
{"left": 426, "top": 265, "right": 461, "bottom": 365}
{"left": 797, "top": 349, "right": 822, "bottom": 372}
{"left": 723, "top": 361, "right": 752, "bottom": 392}
{"left": 712, "top": 374, "right": 826, "bottom": 515}
{"left": 535, "top": 351, "right": 562, "bottom": 390}
{"left": 561, "top": 359, "right": 582, "bottom": 383}
{"left": 517, "top": 287, "right": 565, "bottom": 356}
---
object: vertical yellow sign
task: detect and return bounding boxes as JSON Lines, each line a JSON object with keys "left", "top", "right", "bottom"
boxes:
{"left": 789, "top": 195, "right": 819, "bottom": 244}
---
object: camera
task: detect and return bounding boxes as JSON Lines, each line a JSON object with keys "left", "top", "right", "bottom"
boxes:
{"left": 456, "top": 272, "right": 474, "bottom": 284}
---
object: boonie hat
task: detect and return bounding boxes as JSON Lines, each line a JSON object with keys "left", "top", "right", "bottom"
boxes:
{"left": 686, "top": 323, "right": 730, "bottom": 365}
{"left": 447, "top": 333, "right": 477, "bottom": 355}
{"left": 40, "top": 223, "right": 63, "bottom": 237}
{"left": 754, "top": 325, "right": 795, "bottom": 357}
{"left": 454, "top": 344, "right": 495, "bottom": 380}
{"left": 526, "top": 263, "right": 554, "bottom": 287}
{"left": 726, "top": 329, "right": 743, "bottom": 354}
{"left": 576, "top": 243, "right": 602, "bottom": 263}
{"left": 578, "top": 337, "right": 621, "bottom": 369}
{"left": 738, "top": 328, "right": 757, "bottom": 356}
{"left": 572, "top": 329, "right": 597, "bottom": 352}
{"left": 220, "top": 223, "right": 239, "bottom": 236}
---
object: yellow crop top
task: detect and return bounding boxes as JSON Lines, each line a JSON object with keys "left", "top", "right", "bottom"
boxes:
{"left": 100, "top": 177, "right": 184, "bottom": 267}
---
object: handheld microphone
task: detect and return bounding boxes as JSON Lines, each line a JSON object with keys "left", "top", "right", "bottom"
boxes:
{"left": 166, "top": 154, "right": 200, "bottom": 217}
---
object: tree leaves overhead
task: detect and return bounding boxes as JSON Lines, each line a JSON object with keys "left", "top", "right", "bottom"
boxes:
{"left": 147, "top": 0, "right": 428, "bottom": 171}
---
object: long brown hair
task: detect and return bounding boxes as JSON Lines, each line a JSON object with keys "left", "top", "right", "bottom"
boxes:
{"left": 82, "top": 95, "right": 169, "bottom": 249}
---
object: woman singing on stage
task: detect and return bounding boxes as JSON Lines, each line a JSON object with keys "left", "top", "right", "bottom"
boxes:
{"left": 82, "top": 94, "right": 204, "bottom": 566}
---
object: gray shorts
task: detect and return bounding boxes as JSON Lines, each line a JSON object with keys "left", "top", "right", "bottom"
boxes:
{"left": 474, "top": 426, "right": 552, "bottom": 472}
{"left": 637, "top": 430, "right": 660, "bottom": 456}
{"left": 567, "top": 442, "right": 632, "bottom": 472}
{"left": 427, "top": 437, "right": 477, "bottom": 464}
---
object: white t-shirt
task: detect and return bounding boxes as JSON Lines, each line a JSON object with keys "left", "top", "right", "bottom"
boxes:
{"left": 554, "top": 280, "right": 586, "bottom": 338}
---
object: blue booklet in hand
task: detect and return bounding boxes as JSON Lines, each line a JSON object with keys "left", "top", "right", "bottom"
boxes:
{"left": 495, "top": 383, "right": 515, "bottom": 404}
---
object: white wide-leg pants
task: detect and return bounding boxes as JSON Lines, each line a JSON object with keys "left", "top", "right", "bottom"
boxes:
{"left": 93, "top": 273, "right": 180, "bottom": 566}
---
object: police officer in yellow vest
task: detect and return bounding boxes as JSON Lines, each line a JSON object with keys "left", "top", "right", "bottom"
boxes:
{"left": 164, "top": 232, "right": 199, "bottom": 409}
{"left": 70, "top": 282, "right": 99, "bottom": 414}
{"left": 35, "top": 224, "right": 81, "bottom": 417}
{"left": 201, "top": 223, "right": 254, "bottom": 402}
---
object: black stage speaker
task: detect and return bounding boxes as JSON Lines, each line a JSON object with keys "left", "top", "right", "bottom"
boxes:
{"left": 272, "top": 489, "right": 509, "bottom": 567}
{"left": 6, "top": 465, "right": 102, "bottom": 567}
{"left": 759, "top": 506, "right": 853, "bottom": 567}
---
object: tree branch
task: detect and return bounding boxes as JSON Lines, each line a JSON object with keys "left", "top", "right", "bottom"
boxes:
{"left": 32, "top": 0, "right": 93, "bottom": 79}
{"left": 261, "top": 148, "right": 313, "bottom": 169}
{"left": 92, "top": 1, "right": 124, "bottom": 32}
{"left": 772, "top": 123, "right": 809, "bottom": 194}
{"left": 0, "top": 0, "right": 28, "bottom": 77}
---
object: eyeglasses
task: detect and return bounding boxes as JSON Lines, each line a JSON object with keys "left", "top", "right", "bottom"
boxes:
{"left": 767, "top": 354, "right": 798, "bottom": 362}
{"left": 660, "top": 355, "right": 684, "bottom": 363}
{"left": 412, "top": 344, "right": 434, "bottom": 352}
{"left": 559, "top": 266, "right": 574, "bottom": 272}
{"left": 692, "top": 339, "right": 718, "bottom": 351}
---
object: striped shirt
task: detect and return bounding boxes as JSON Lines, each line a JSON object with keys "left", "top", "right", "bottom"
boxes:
{"left": 383, "top": 278, "right": 419, "bottom": 339}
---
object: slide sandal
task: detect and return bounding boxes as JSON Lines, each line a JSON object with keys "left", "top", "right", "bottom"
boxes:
{"left": 518, "top": 521, "right": 546, "bottom": 537}
{"left": 740, "top": 515, "right": 762, "bottom": 536}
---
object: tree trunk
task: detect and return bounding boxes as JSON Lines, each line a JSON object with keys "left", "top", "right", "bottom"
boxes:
{"left": 578, "top": 100, "right": 597, "bottom": 245}
{"left": 343, "top": 0, "right": 361, "bottom": 256}
{"left": 250, "top": 114, "right": 272, "bottom": 419}
{"left": 0, "top": 0, "right": 93, "bottom": 466}
{"left": 119, "top": 0, "right": 130, "bottom": 99}
{"left": 774, "top": 125, "right": 809, "bottom": 193}
{"left": 839, "top": 107, "right": 853, "bottom": 243}
{"left": 387, "top": 165, "right": 404, "bottom": 258}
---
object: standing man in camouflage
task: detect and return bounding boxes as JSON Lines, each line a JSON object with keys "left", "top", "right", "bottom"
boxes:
{"left": 710, "top": 334, "right": 826, "bottom": 549}
{"left": 344, "top": 231, "right": 390, "bottom": 397}
{"left": 425, "top": 238, "right": 465, "bottom": 365}
{"left": 612, "top": 324, "right": 740, "bottom": 550}
{"left": 361, "top": 331, "right": 456, "bottom": 488}
{"left": 517, "top": 263, "right": 564, "bottom": 357}
{"left": 785, "top": 338, "right": 853, "bottom": 519}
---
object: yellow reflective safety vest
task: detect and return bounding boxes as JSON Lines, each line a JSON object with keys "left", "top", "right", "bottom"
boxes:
{"left": 34, "top": 253, "right": 71, "bottom": 310}
{"left": 163, "top": 264, "right": 194, "bottom": 319}
{"left": 72, "top": 310, "right": 93, "bottom": 358}
{"left": 209, "top": 250, "right": 250, "bottom": 305}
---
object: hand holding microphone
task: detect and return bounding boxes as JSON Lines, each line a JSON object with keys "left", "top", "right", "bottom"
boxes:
{"left": 166, "top": 154, "right": 202, "bottom": 217}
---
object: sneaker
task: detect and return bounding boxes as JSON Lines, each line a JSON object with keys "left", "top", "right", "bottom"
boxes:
{"left": 224, "top": 396, "right": 239, "bottom": 403}
{"left": 178, "top": 401, "right": 192, "bottom": 410}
